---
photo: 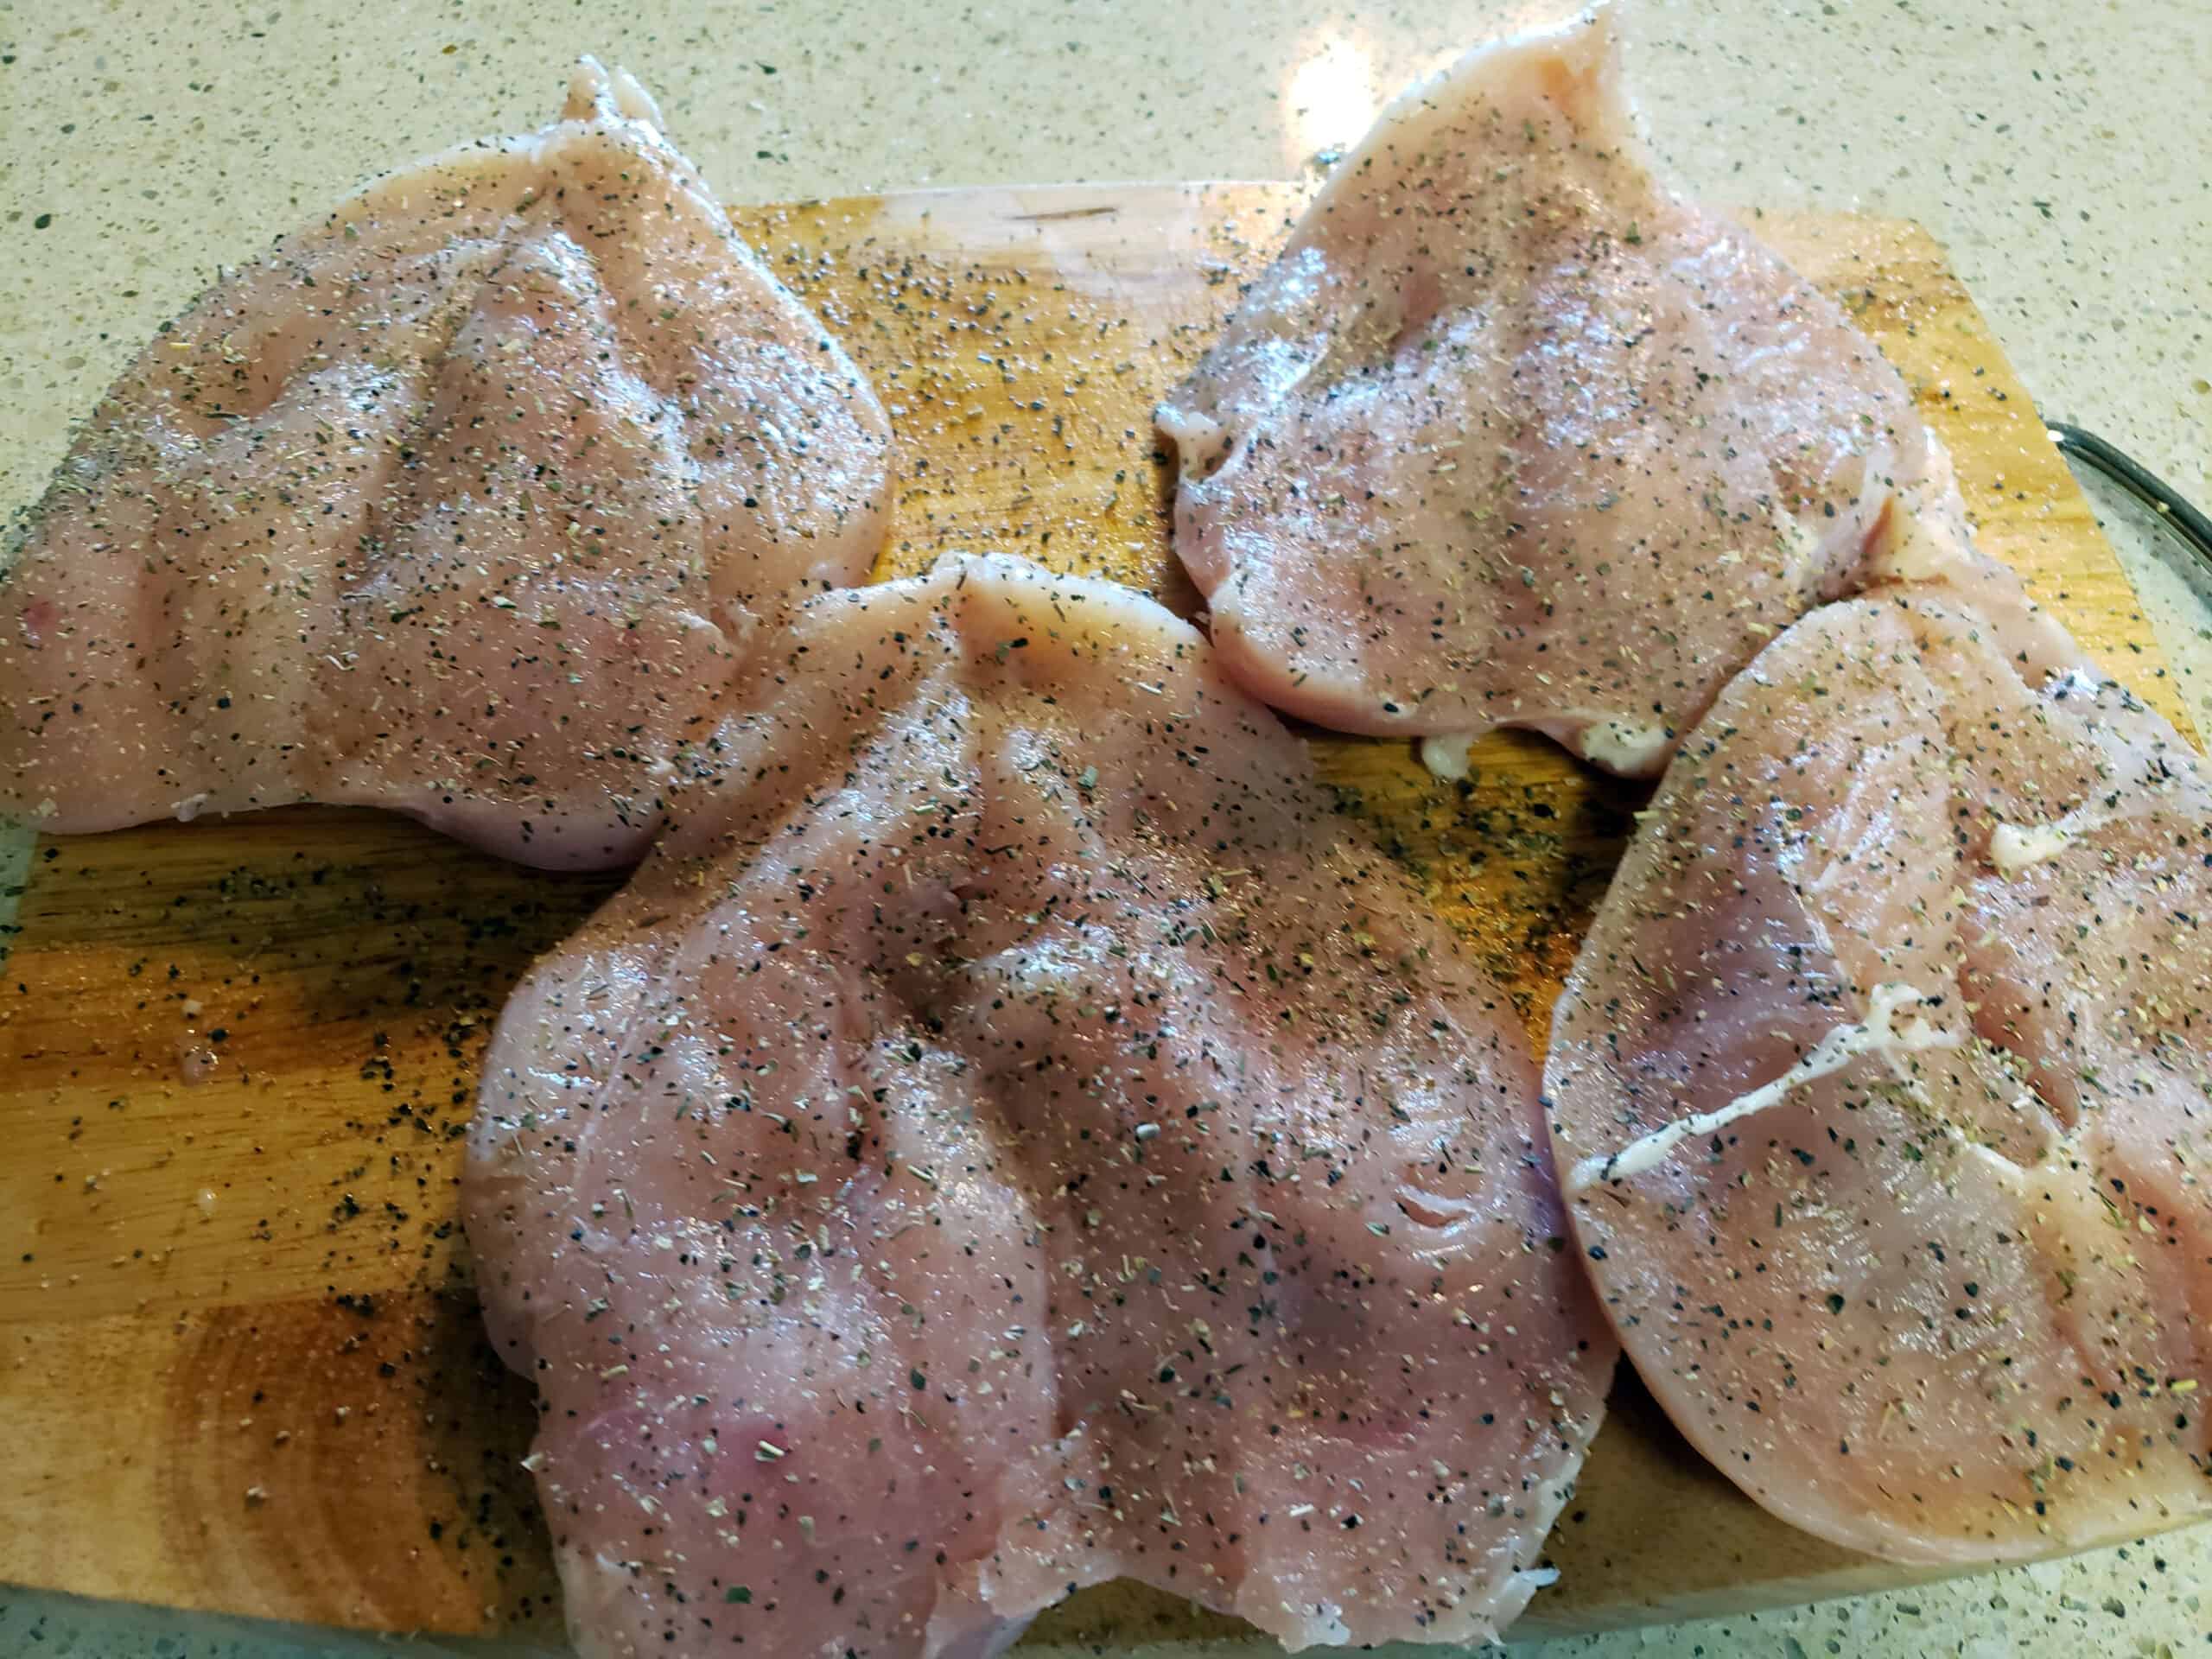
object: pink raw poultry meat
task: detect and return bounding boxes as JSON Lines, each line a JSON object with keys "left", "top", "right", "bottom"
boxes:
{"left": 1548, "top": 591, "right": 2212, "bottom": 1561}
{"left": 1, "top": 61, "right": 887, "bottom": 868}
{"left": 465, "top": 555, "right": 1615, "bottom": 1657}
{"left": 1158, "top": 7, "right": 2008, "bottom": 779}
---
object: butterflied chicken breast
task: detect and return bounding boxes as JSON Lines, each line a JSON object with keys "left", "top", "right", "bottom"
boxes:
{"left": 1, "top": 61, "right": 887, "bottom": 868}
{"left": 1548, "top": 592, "right": 2212, "bottom": 1561}
{"left": 1158, "top": 6, "right": 1985, "bottom": 778}
{"left": 466, "top": 555, "right": 1614, "bottom": 1657}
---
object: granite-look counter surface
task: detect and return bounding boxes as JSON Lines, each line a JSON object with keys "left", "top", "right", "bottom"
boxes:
{"left": 3, "top": 2, "right": 2208, "bottom": 1654}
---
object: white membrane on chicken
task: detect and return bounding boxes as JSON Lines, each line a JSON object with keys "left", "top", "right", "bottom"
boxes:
{"left": 1548, "top": 591, "right": 2212, "bottom": 1561}
{"left": 1, "top": 61, "right": 887, "bottom": 868}
{"left": 466, "top": 556, "right": 1615, "bottom": 1657}
{"left": 1158, "top": 7, "right": 2007, "bottom": 778}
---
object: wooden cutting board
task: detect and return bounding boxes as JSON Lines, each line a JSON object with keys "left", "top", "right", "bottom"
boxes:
{"left": 0, "top": 183, "right": 2194, "bottom": 1650}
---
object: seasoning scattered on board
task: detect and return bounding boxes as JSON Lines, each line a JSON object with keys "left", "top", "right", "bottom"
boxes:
{"left": 0, "top": 60, "right": 887, "bottom": 868}
{"left": 1157, "top": 6, "right": 2010, "bottom": 780}
{"left": 1547, "top": 589, "right": 2212, "bottom": 1561}
{"left": 466, "top": 555, "right": 1615, "bottom": 1657}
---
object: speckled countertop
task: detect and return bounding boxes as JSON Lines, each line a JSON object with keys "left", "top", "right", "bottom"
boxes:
{"left": 2, "top": 1, "right": 2209, "bottom": 1656}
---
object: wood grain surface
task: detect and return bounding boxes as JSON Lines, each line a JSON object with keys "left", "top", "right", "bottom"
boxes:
{"left": 0, "top": 183, "right": 2194, "bottom": 1648}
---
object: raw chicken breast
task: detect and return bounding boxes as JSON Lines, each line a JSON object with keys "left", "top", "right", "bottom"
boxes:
{"left": 1548, "top": 591, "right": 2212, "bottom": 1561}
{"left": 1, "top": 61, "right": 887, "bottom": 868}
{"left": 467, "top": 555, "right": 1614, "bottom": 1656}
{"left": 1158, "top": 6, "right": 1983, "bottom": 779}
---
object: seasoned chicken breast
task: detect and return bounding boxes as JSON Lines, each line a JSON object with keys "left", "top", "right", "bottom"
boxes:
{"left": 467, "top": 555, "right": 1615, "bottom": 1657}
{"left": 1160, "top": 7, "right": 1995, "bottom": 779}
{"left": 1548, "top": 592, "right": 2212, "bottom": 1560}
{"left": 1, "top": 61, "right": 887, "bottom": 867}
